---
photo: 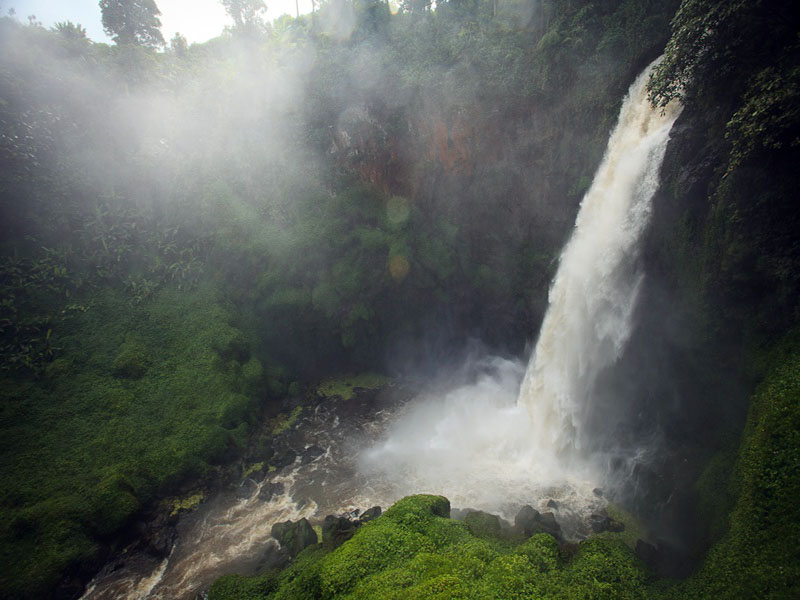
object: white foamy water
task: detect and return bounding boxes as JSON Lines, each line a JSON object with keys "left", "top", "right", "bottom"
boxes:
{"left": 361, "top": 58, "right": 681, "bottom": 522}
{"left": 359, "top": 357, "right": 601, "bottom": 525}
{"left": 519, "top": 59, "right": 682, "bottom": 457}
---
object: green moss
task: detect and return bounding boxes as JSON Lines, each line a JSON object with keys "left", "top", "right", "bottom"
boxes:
{"left": 45, "top": 357, "right": 72, "bottom": 379}
{"left": 316, "top": 373, "right": 391, "bottom": 401}
{"left": 271, "top": 405, "right": 303, "bottom": 435}
{"left": 463, "top": 511, "right": 503, "bottom": 540}
{"left": 170, "top": 492, "right": 205, "bottom": 517}
{"left": 243, "top": 462, "right": 264, "bottom": 479}
{"left": 242, "top": 357, "right": 263, "bottom": 386}
{"left": 565, "top": 538, "right": 647, "bottom": 599}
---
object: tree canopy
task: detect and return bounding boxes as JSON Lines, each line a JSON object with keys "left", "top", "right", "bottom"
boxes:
{"left": 99, "top": 0, "right": 165, "bottom": 48}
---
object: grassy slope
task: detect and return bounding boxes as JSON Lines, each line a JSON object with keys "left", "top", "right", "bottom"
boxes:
{"left": 0, "top": 284, "right": 261, "bottom": 597}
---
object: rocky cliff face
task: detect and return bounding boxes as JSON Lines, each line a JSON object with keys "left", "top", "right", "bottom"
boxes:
{"left": 328, "top": 93, "right": 593, "bottom": 253}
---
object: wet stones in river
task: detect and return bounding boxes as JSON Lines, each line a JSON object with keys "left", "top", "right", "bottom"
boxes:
{"left": 514, "top": 505, "right": 563, "bottom": 541}
{"left": 271, "top": 449, "right": 297, "bottom": 470}
{"left": 235, "top": 478, "right": 259, "bottom": 500}
{"left": 271, "top": 518, "right": 318, "bottom": 557}
{"left": 322, "top": 514, "right": 361, "bottom": 549}
{"left": 301, "top": 445, "right": 325, "bottom": 464}
{"left": 588, "top": 512, "right": 625, "bottom": 533}
{"left": 258, "top": 481, "right": 285, "bottom": 502}
{"left": 547, "top": 499, "right": 559, "bottom": 510}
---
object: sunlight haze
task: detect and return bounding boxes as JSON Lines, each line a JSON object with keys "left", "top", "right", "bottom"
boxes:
{"left": 4, "top": 0, "right": 314, "bottom": 43}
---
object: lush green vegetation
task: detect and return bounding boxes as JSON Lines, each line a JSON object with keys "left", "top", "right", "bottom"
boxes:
{"left": 0, "top": 285, "right": 260, "bottom": 596}
{"left": 662, "top": 339, "right": 800, "bottom": 599}
{"left": 210, "top": 494, "right": 650, "bottom": 600}
{"left": 1, "top": 0, "right": 798, "bottom": 597}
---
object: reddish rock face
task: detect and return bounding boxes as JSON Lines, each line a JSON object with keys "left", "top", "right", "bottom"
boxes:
{"left": 329, "top": 101, "right": 507, "bottom": 196}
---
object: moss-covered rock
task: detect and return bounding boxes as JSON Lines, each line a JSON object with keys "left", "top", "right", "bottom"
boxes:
{"left": 464, "top": 510, "right": 503, "bottom": 540}
{"left": 271, "top": 518, "right": 318, "bottom": 558}
{"left": 316, "top": 373, "right": 391, "bottom": 401}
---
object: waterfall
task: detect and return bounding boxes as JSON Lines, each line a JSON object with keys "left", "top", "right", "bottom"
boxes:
{"left": 356, "top": 59, "right": 681, "bottom": 533}
{"left": 518, "top": 59, "right": 682, "bottom": 457}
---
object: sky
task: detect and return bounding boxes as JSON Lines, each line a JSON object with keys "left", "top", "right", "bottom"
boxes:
{"left": 3, "top": 0, "right": 314, "bottom": 44}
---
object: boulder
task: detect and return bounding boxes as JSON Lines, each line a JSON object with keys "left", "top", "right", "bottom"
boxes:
{"left": 589, "top": 513, "right": 625, "bottom": 533}
{"left": 235, "top": 478, "right": 259, "bottom": 500}
{"left": 136, "top": 511, "right": 178, "bottom": 558}
{"left": 514, "top": 505, "right": 563, "bottom": 540}
{"left": 258, "top": 481, "right": 285, "bottom": 502}
{"left": 270, "top": 518, "right": 318, "bottom": 557}
{"left": 359, "top": 506, "right": 381, "bottom": 523}
{"left": 271, "top": 450, "right": 297, "bottom": 469}
{"left": 546, "top": 499, "right": 560, "bottom": 510}
{"left": 301, "top": 445, "right": 325, "bottom": 464}
{"left": 464, "top": 511, "right": 503, "bottom": 539}
{"left": 322, "top": 514, "right": 360, "bottom": 549}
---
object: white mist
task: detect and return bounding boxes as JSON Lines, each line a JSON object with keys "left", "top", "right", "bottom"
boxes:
{"left": 361, "top": 59, "right": 681, "bottom": 522}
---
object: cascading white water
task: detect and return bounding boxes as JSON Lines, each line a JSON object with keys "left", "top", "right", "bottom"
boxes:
{"left": 518, "top": 59, "right": 682, "bottom": 457}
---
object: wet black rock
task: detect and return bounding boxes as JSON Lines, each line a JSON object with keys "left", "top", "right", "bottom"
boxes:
{"left": 589, "top": 513, "right": 625, "bottom": 533}
{"left": 146, "top": 526, "right": 177, "bottom": 558}
{"left": 359, "top": 506, "right": 381, "bottom": 523}
{"left": 322, "top": 514, "right": 361, "bottom": 549}
{"left": 235, "top": 478, "right": 259, "bottom": 500}
{"left": 514, "top": 505, "right": 563, "bottom": 541}
{"left": 271, "top": 518, "right": 318, "bottom": 557}
{"left": 271, "top": 450, "right": 297, "bottom": 469}
{"left": 136, "top": 512, "right": 178, "bottom": 558}
{"left": 547, "top": 499, "right": 559, "bottom": 510}
{"left": 301, "top": 445, "right": 325, "bottom": 464}
{"left": 593, "top": 487, "right": 603, "bottom": 497}
{"left": 258, "top": 481, "right": 285, "bottom": 502}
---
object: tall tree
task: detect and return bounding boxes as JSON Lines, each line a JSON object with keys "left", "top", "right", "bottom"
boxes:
{"left": 220, "top": 0, "right": 267, "bottom": 31}
{"left": 99, "top": 0, "right": 165, "bottom": 48}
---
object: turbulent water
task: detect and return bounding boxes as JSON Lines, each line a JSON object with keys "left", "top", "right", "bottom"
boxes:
{"left": 80, "top": 61, "right": 680, "bottom": 599}
{"left": 519, "top": 60, "right": 682, "bottom": 457}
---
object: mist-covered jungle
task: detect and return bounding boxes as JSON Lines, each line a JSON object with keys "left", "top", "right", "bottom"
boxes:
{"left": 0, "top": 0, "right": 798, "bottom": 598}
